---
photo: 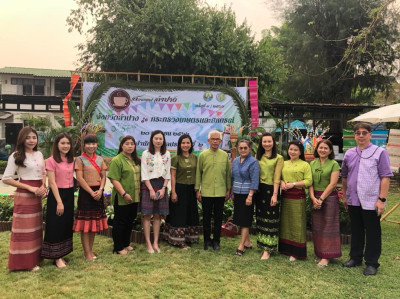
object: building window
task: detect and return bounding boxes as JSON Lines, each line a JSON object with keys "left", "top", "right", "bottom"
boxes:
{"left": 23, "top": 84, "right": 32, "bottom": 95}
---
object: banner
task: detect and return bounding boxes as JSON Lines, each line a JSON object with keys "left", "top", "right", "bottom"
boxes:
{"left": 85, "top": 84, "right": 246, "bottom": 155}
{"left": 63, "top": 74, "right": 80, "bottom": 126}
{"left": 248, "top": 80, "right": 259, "bottom": 129}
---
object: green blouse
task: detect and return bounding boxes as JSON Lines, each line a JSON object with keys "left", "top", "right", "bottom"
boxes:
{"left": 258, "top": 154, "right": 284, "bottom": 185}
{"left": 171, "top": 153, "right": 197, "bottom": 185}
{"left": 281, "top": 159, "right": 313, "bottom": 188}
{"left": 107, "top": 153, "right": 141, "bottom": 205}
{"left": 310, "top": 158, "right": 340, "bottom": 191}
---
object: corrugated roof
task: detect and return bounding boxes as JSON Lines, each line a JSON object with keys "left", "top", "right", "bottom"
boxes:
{"left": 0, "top": 67, "right": 72, "bottom": 78}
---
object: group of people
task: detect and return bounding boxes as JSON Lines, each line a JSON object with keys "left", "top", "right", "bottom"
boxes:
{"left": 2, "top": 122, "right": 393, "bottom": 276}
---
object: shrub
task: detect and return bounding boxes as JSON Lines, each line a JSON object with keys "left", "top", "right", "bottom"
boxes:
{"left": 0, "top": 195, "right": 14, "bottom": 221}
{"left": 0, "top": 161, "right": 8, "bottom": 174}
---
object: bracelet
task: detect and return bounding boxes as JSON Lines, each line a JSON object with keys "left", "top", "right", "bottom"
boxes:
{"left": 248, "top": 194, "right": 253, "bottom": 197}
{"left": 122, "top": 192, "right": 127, "bottom": 197}
{"left": 162, "top": 186, "right": 167, "bottom": 189}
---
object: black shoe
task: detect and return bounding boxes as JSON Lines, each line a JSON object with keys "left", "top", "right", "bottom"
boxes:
{"left": 342, "top": 259, "right": 362, "bottom": 268}
{"left": 204, "top": 241, "right": 212, "bottom": 250}
{"left": 213, "top": 242, "right": 220, "bottom": 251}
{"left": 363, "top": 266, "right": 377, "bottom": 276}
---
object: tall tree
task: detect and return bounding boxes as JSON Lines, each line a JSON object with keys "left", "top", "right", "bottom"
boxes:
{"left": 67, "top": 0, "right": 287, "bottom": 99}
{"left": 272, "top": 0, "right": 400, "bottom": 104}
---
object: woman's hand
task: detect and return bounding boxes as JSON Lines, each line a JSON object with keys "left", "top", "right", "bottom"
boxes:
{"left": 312, "top": 197, "right": 322, "bottom": 209}
{"left": 342, "top": 196, "right": 348, "bottom": 211}
{"left": 92, "top": 189, "right": 102, "bottom": 201}
{"left": 170, "top": 191, "right": 178, "bottom": 203}
{"left": 157, "top": 188, "right": 165, "bottom": 200}
{"left": 280, "top": 181, "right": 287, "bottom": 191}
{"left": 149, "top": 189, "right": 156, "bottom": 200}
{"left": 56, "top": 202, "right": 64, "bottom": 216}
{"left": 271, "top": 194, "right": 278, "bottom": 206}
{"left": 245, "top": 196, "right": 252, "bottom": 206}
{"left": 286, "top": 182, "right": 295, "bottom": 190}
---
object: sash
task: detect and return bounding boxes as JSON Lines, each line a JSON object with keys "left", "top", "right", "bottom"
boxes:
{"left": 82, "top": 152, "right": 101, "bottom": 174}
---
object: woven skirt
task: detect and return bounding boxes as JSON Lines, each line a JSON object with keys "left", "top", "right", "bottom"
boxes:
{"left": 41, "top": 187, "right": 74, "bottom": 259}
{"left": 279, "top": 188, "right": 307, "bottom": 259}
{"left": 139, "top": 177, "right": 169, "bottom": 216}
{"left": 164, "top": 183, "right": 200, "bottom": 246}
{"left": 256, "top": 183, "right": 280, "bottom": 253}
{"left": 73, "top": 186, "right": 108, "bottom": 233}
{"left": 9, "top": 180, "right": 43, "bottom": 270}
{"left": 311, "top": 190, "right": 342, "bottom": 259}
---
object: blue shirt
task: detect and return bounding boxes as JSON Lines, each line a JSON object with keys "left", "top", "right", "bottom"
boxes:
{"left": 231, "top": 154, "right": 260, "bottom": 194}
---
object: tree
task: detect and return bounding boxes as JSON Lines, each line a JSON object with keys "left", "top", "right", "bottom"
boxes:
{"left": 67, "top": 0, "right": 287, "bottom": 98}
{"left": 271, "top": 0, "right": 400, "bottom": 104}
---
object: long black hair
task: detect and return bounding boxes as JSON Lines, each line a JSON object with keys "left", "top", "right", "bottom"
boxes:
{"left": 177, "top": 134, "right": 193, "bottom": 156}
{"left": 117, "top": 135, "right": 141, "bottom": 165}
{"left": 288, "top": 140, "right": 305, "bottom": 161}
{"left": 256, "top": 132, "right": 277, "bottom": 160}
{"left": 148, "top": 130, "right": 167, "bottom": 155}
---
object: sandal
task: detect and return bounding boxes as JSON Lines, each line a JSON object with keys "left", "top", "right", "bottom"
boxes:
{"left": 235, "top": 249, "right": 245, "bottom": 256}
{"left": 317, "top": 262, "right": 329, "bottom": 268}
{"left": 244, "top": 245, "right": 253, "bottom": 250}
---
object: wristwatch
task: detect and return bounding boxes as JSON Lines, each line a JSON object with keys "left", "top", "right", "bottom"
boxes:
{"left": 378, "top": 197, "right": 386, "bottom": 203}
{"left": 293, "top": 182, "right": 297, "bottom": 187}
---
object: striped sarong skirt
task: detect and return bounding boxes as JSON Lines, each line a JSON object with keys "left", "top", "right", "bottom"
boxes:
{"left": 311, "top": 190, "right": 342, "bottom": 259}
{"left": 9, "top": 180, "right": 43, "bottom": 270}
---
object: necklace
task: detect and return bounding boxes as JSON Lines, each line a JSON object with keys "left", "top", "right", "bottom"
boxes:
{"left": 355, "top": 146, "right": 379, "bottom": 159}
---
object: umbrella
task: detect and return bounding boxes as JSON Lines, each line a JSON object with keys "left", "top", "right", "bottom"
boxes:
{"left": 350, "top": 103, "right": 400, "bottom": 123}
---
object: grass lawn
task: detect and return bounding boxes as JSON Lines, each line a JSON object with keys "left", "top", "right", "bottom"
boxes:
{"left": 0, "top": 190, "right": 399, "bottom": 298}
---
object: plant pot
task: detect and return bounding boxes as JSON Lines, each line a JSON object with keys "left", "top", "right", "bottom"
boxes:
{"left": 0, "top": 221, "right": 12, "bottom": 232}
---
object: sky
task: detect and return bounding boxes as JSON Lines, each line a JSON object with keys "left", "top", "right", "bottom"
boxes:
{"left": 0, "top": 0, "right": 279, "bottom": 70}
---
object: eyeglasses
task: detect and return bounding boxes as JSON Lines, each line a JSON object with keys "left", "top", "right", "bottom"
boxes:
{"left": 354, "top": 131, "right": 370, "bottom": 136}
{"left": 210, "top": 138, "right": 221, "bottom": 141}
{"left": 239, "top": 147, "right": 249, "bottom": 150}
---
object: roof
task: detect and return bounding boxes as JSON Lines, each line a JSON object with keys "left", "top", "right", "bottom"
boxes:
{"left": 0, "top": 67, "right": 72, "bottom": 78}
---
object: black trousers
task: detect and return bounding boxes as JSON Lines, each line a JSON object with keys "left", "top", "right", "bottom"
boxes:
{"left": 348, "top": 205, "right": 381, "bottom": 268}
{"left": 112, "top": 196, "right": 138, "bottom": 252}
{"left": 202, "top": 197, "right": 225, "bottom": 244}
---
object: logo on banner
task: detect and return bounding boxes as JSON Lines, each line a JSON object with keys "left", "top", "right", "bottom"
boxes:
{"left": 109, "top": 89, "right": 130, "bottom": 112}
{"left": 203, "top": 92, "right": 213, "bottom": 102}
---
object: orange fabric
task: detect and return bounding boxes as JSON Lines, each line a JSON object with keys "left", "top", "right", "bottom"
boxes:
{"left": 63, "top": 74, "right": 80, "bottom": 126}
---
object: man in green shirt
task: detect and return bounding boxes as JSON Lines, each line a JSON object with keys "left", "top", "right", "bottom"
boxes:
{"left": 195, "top": 130, "right": 231, "bottom": 251}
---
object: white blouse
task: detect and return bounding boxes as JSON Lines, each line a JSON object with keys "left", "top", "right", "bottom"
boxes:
{"left": 141, "top": 150, "right": 171, "bottom": 181}
{"left": 2, "top": 151, "right": 46, "bottom": 181}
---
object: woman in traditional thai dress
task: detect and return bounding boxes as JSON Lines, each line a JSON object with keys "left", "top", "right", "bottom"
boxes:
{"left": 164, "top": 134, "right": 200, "bottom": 248}
{"left": 309, "top": 139, "right": 341, "bottom": 267}
{"left": 141, "top": 130, "right": 171, "bottom": 253}
{"left": 73, "top": 134, "right": 108, "bottom": 261}
{"left": 232, "top": 139, "right": 260, "bottom": 256}
{"left": 41, "top": 133, "right": 75, "bottom": 268}
{"left": 255, "top": 133, "right": 284, "bottom": 260}
{"left": 108, "top": 135, "right": 141, "bottom": 254}
{"left": 279, "top": 140, "right": 312, "bottom": 261}
{"left": 3, "top": 127, "right": 46, "bottom": 271}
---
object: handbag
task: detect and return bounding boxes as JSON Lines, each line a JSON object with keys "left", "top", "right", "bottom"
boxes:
{"left": 221, "top": 218, "right": 240, "bottom": 237}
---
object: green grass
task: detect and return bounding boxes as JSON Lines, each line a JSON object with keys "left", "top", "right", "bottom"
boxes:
{"left": 1, "top": 191, "right": 400, "bottom": 298}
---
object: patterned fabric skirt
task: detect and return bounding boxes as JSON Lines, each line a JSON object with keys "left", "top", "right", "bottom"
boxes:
{"left": 279, "top": 188, "right": 307, "bottom": 259}
{"left": 163, "top": 183, "right": 200, "bottom": 246}
{"left": 312, "top": 190, "right": 342, "bottom": 259}
{"left": 256, "top": 183, "right": 280, "bottom": 253}
{"left": 9, "top": 180, "right": 43, "bottom": 270}
{"left": 139, "top": 177, "right": 169, "bottom": 216}
{"left": 41, "top": 187, "right": 74, "bottom": 259}
{"left": 73, "top": 186, "right": 108, "bottom": 233}
{"left": 233, "top": 193, "right": 254, "bottom": 227}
